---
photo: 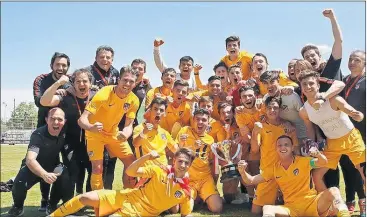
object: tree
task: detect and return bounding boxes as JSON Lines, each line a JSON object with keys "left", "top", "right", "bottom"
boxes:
{"left": 6, "top": 102, "right": 37, "bottom": 130}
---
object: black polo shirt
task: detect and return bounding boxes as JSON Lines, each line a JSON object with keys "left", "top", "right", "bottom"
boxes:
{"left": 22, "top": 125, "right": 66, "bottom": 172}
{"left": 87, "top": 62, "right": 120, "bottom": 89}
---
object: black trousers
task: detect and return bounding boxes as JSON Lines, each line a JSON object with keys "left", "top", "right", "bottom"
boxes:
{"left": 12, "top": 164, "right": 73, "bottom": 208}
{"left": 340, "top": 154, "right": 366, "bottom": 202}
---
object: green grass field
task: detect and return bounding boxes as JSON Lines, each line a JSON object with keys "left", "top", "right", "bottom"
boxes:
{"left": 0, "top": 145, "right": 361, "bottom": 217}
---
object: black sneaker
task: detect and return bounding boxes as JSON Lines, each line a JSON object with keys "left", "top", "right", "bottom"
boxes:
{"left": 38, "top": 199, "right": 48, "bottom": 212}
{"left": 8, "top": 205, "right": 24, "bottom": 217}
{"left": 45, "top": 203, "right": 57, "bottom": 216}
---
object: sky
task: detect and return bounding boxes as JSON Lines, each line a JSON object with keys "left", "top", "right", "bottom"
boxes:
{"left": 1, "top": 2, "right": 366, "bottom": 120}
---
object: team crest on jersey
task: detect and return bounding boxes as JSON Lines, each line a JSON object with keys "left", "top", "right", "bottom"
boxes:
{"left": 293, "top": 168, "right": 299, "bottom": 176}
{"left": 123, "top": 103, "right": 130, "bottom": 111}
{"left": 356, "top": 84, "right": 360, "bottom": 89}
{"left": 179, "top": 111, "right": 183, "bottom": 116}
{"left": 161, "top": 133, "right": 167, "bottom": 140}
{"left": 236, "top": 61, "right": 242, "bottom": 67}
{"left": 206, "top": 126, "right": 212, "bottom": 133}
{"left": 88, "top": 151, "right": 94, "bottom": 157}
{"left": 90, "top": 102, "right": 97, "bottom": 109}
{"left": 174, "top": 190, "right": 183, "bottom": 198}
{"left": 112, "top": 76, "right": 117, "bottom": 84}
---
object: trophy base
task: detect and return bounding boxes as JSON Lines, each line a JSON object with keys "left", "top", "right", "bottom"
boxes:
{"left": 220, "top": 164, "right": 241, "bottom": 183}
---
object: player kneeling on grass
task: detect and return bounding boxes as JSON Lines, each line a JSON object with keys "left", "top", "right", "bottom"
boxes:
{"left": 238, "top": 135, "right": 351, "bottom": 217}
{"left": 48, "top": 148, "right": 196, "bottom": 217}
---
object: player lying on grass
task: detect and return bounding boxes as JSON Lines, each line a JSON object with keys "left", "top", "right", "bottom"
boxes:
{"left": 238, "top": 135, "right": 351, "bottom": 217}
{"left": 48, "top": 148, "right": 195, "bottom": 217}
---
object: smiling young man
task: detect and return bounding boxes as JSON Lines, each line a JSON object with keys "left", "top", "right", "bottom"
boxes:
{"left": 49, "top": 148, "right": 196, "bottom": 217}
{"left": 238, "top": 135, "right": 351, "bottom": 217}
{"left": 298, "top": 70, "right": 366, "bottom": 193}
{"left": 301, "top": 9, "right": 343, "bottom": 81}
{"left": 176, "top": 109, "right": 223, "bottom": 213}
{"left": 78, "top": 66, "right": 140, "bottom": 191}
{"left": 220, "top": 36, "right": 253, "bottom": 80}
{"left": 250, "top": 97, "right": 298, "bottom": 215}
{"left": 153, "top": 38, "right": 197, "bottom": 92}
{"left": 133, "top": 97, "right": 179, "bottom": 166}
{"left": 40, "top": 68, "right": 96, "bottom": 198}
{"left": 145, "top": 67, "right": 176, "bottom": 109}
{"left": 32, "top": 52, "right": 71, "bottom": 211}
{"left": 9, "top": 108, "right": 73, "bottom": 217}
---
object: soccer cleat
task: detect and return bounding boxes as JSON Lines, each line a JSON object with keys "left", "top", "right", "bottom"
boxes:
{"left": 346, "top": 201, "right": 355, "bottom": 214}
{"left": 45, "top": 203, "right": 57, "bottom": 215}
{"left": 8, "top": 205, "right": 24, "bottom": 217}
{"left": 38, "top": 199, "right": 48, "bottom": 212}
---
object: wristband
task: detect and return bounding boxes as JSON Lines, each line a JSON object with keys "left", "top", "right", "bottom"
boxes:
{"left": 194, "top": 72, "right": 199, "bottom": 75}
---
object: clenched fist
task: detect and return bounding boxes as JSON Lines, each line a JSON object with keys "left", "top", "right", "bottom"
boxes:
{"left": 154, "top": 38, "right": 165, "bottom": 47}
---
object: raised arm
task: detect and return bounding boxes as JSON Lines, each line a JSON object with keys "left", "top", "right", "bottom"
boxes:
{"left": 153, "top": 38, "right": 168, "bottom": 73}
{"left": 125, "top": 151, "right": 160, "bottom": 177}
{"left": 250, "top": 122, "right": 262, "bottom": 154}
{"left": 331, "top": 96, "right": 364, "bottom": 122}
{"left": 40, "top": 75, "right": 70, "bottom": 106}
{"left": 323, "top": 9, "right": 342, "bottom": 60}
{"left": 238, "top": 160, "right": 266, "bottom": 185}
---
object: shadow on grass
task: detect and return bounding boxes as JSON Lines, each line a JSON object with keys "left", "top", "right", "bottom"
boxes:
{"left": 0, "top": 206, "right": 95, "bottom": 217}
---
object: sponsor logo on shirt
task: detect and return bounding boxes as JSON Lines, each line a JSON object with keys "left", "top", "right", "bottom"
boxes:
{"left": 179, "top": 111, "right": 183, "bottom": 116}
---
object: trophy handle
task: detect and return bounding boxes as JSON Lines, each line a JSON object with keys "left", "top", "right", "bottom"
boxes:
{"left": 211, "top": 143, "right": 226, "bottom": 161}
{"left": 231, "top": 143, "right": 241, "bottom": 161}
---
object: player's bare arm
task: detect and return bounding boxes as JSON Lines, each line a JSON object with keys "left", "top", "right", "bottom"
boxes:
{"left": 250, "top": 122, "right": 262, "bottom": 154}
{"left": 125, "top": 151, "right": 160, "bottom": 177}
{"left": 309, "top": 147, "right": 328, "bottom": 168}
{"left": 330, "top": 95, "right": 364, "bottom": 122}
{"left": 238, "top": 160, "right": 266, "bottom": 185}
{"left": 153, "top": 38, "right": 167, "bottom": 73}
{"left": 78, "top": 110, "right": 103, "bottom": 133}
{"left": 299, "top": 107, "right": 317, "bottom": 141}
{"left": 323, "top": 8, "right": 343, "bottom": 60}
{"left": 40, "top": 75, "right": 69, "bottom": 106}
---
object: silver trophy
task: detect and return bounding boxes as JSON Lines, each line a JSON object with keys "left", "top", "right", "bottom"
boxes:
{"left": 211, "top": 140, "right": 241, "bottom": 182}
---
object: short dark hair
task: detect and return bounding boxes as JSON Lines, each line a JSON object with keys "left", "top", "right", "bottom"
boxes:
{"left": 208, "top": 75, "right": 221, "bottom": 83}
{"left": 173, "top": 80, "right": 189, "bottom": 88}
{"left": 213, "top": 61, "right": 228, "bottom": 72}
{"left": 225, "top": 35, "right": 241, "bottom": 48}
{"left": 265, "top": 96, "right": 282, "bottom": 107}
{"left": 276, "top": 135, "right": 294, "bottom": 146}
{"left": 150, "top": 97, "right": 168, "bottom": 109}
{"left": 252, "top": 53, "right": 268, "bottom": 64}
{"left": 301, "top": 44, "right": 320, "bottom": 58}
{"left": 259, "top": 70, "right": 280, "bottom": 83}
{"left": 193, "top": 108, "right": 210, "bottom": 117}
{"left": 198, "top": 96, "right": 213, "bottom": 105}
{"left": 179, "top": 56, "right": 194, "bottom": 65}
{"left": 162, "top": 67, "right": 177, "bottom": 76}
{"left": 298, "top": 69, "right": 320, "bottom": 83}
{"left": 70, "top": 68, "right": 93, "bottom": 84}
{"left": 174, "top": 147, "right": 196, "bottom": 163}
{"left": 131, "top": 58, "right": 147, "bottom": 72}
{"left": 119, "top": 65, "right": 138, "bottom": 78}
{"left": 96, "top": 45, "right": 114, "bottom": 57}
{"left": 239, "top": 86, "right": 256, "bottom": 96}
{"left": 217, "top": 102, "right": 233, "bottom": 114}
{"left": 228, "top": 64, "right": 242, "bottom": 73}
{"left": 50, "top": 52, "right": 70, "bottom": 69}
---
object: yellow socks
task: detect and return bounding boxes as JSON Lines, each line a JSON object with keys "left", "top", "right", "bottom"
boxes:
{"left": 91, "top": 173, "right": 104, "bottom": 190}
{"left": 49, "top": 195, "right": 84, "bottom": 217}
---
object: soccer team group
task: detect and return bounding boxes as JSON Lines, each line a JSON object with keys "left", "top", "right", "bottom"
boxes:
{"left": 7, "top": 8, "right": 366, "bottom": 217}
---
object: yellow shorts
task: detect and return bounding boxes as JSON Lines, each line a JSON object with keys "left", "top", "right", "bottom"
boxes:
{"left": 96, "top": 189, "right": 139, "bottom": 217}
{"left": 86, "top": 133, "right": 133, "bottom": 161}
{"left": 190, "top": 176, "right": 219, "bottom": 201}
{"left": 253, "top": 178, "right": 278, "bottom": 206}
{"left": 324, "top": 128, "right": 366, "bottom": 169}
{"left": 280, "top": 193, "right": 328, "bottom": 217}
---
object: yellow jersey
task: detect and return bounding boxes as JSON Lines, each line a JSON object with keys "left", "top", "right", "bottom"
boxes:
{"left": 261, "top": 156, "right": 317, "bottom": 205}
{"left": 258, "top": 122, "right": 298, "bottom": 170}
{"left": 133, "top": 124, "right": 177, "bottom": 166}
{"left": 175, "top": 126, "right": 214, "bottom": 181}
{"left": 160, "top": 102, "right": 191, "bottom": 133}
{"left": 187, "top": 90, "right": 222, "bottom": 121}
{"left": 206, "top": 119, "right": 222, "bottom": 142}
{"left": 123, "top": 165, "right": 194, "bottom": 216}
{"left": 236, "top": 109, "right": 265, "bottom": 132}
{"left": 145, "top": 86, "right": 173, "bottom": 109}
{"left": 85, "top": 85, "right": 139, "bottom": 136}
{"left": 221, "top": 51, "right": 253, "bottom": 80}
